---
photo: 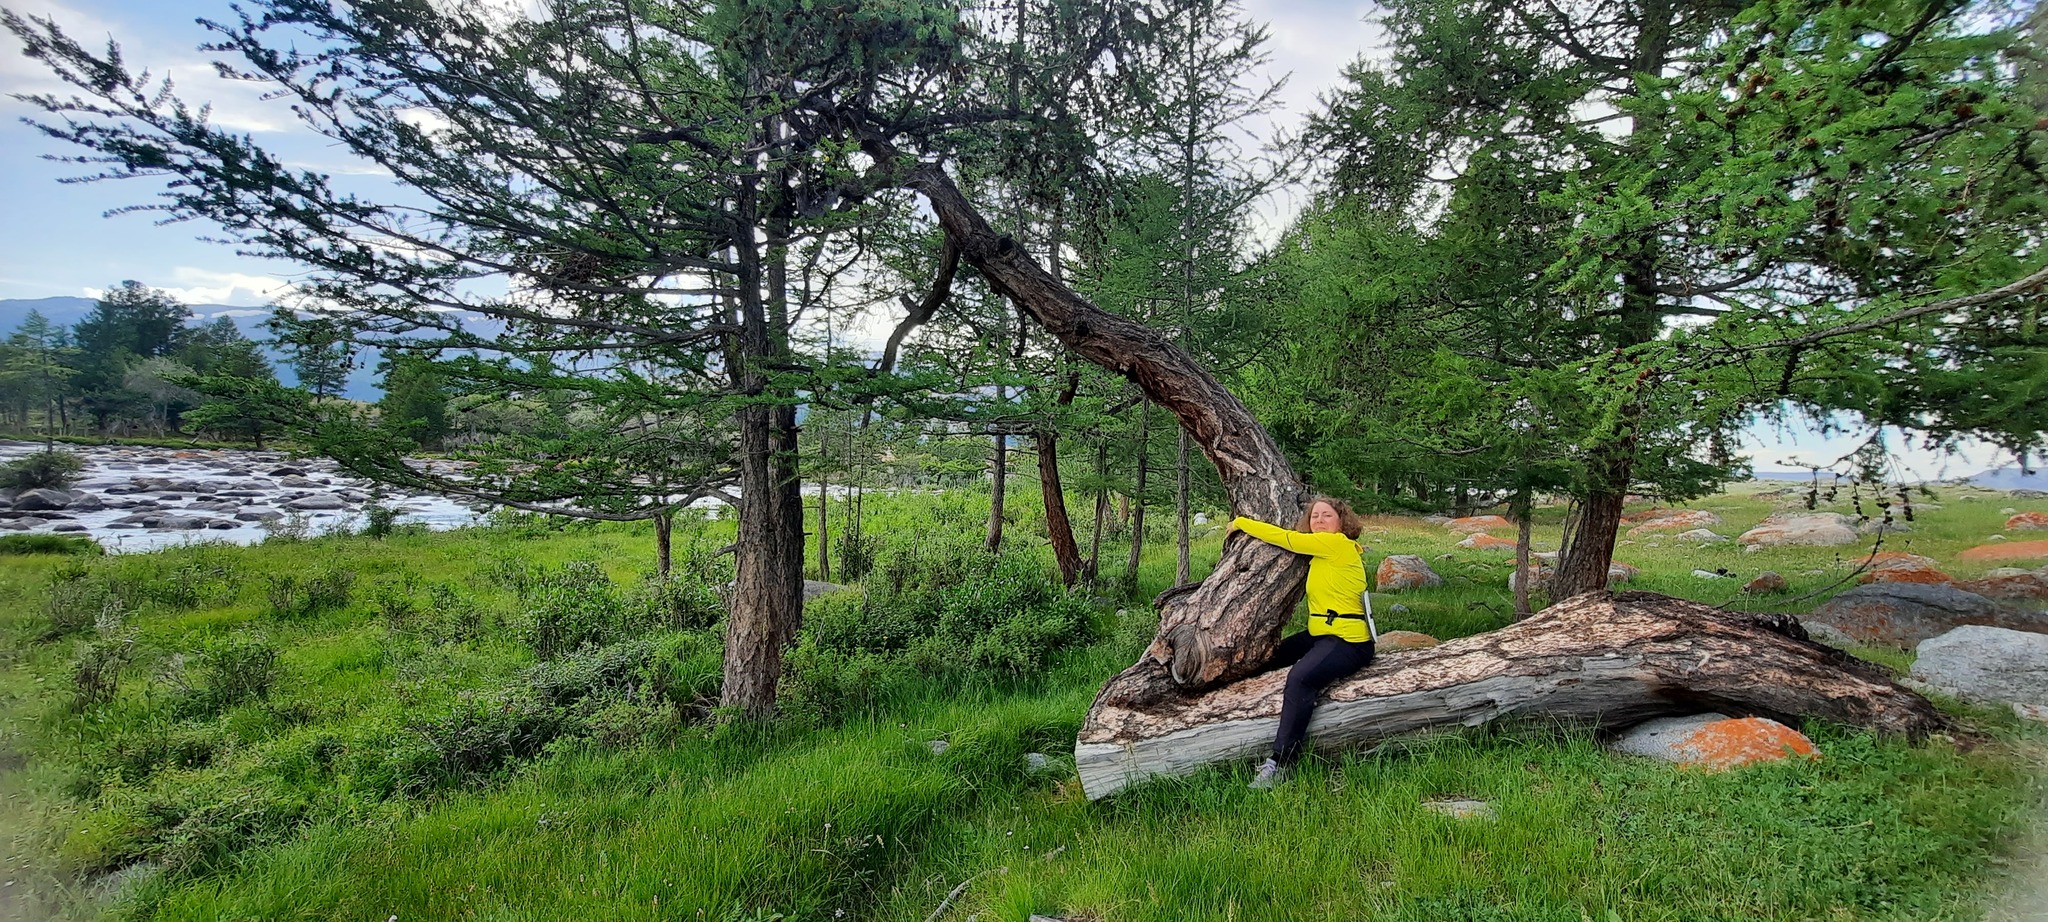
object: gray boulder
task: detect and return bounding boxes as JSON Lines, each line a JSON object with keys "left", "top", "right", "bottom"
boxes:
{"left": 1376, "top": 554, "right": 1444, "bottom": 591}
{"left": 1799, "top": 620, "right": 1857, "bottom": 648}
{"left": 65, "top": 491, "right": 106, "bottom": 511}
{"left": 1908, "top": 626, "right": 2048, "bottom": 713}
{"left": 1673, "top": 528, "right": 1728, "bottom": 543}
{"left": 1738, "top": 512, "right": 1860, "bottom": 547}
{"left": 1807, "top": 582, "right": 2044, "bottom": 649}
{"left": 11, "top": 488, "right": 73, "bottom": 511}
{"left": 803, "top": 579, "right": 853, "bottom": 601}
{"left": 1608, "top": 713, "right": 1730, "bottom": 761}
{"left": 287, "top": 494, "right": 349, "bottom": 511}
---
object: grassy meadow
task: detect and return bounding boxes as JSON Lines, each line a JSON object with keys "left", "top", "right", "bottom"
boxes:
{"left": 1, "top": 479, "right": 2045, "bottom": 921}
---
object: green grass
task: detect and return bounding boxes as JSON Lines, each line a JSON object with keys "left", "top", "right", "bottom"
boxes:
{"left": 0, "top": 482, "right": 2043, "bottom": 921}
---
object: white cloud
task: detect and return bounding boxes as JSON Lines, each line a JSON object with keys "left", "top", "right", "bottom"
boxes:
{"left": 85, "top": 268, "right": 295, "bottom": 306}
{"left": 1740, "top": 410, "right": 2011, "bottom": 482}
{"left": 196, "top": 308, "right": 273, "bottom": 319}
{"left": 0, "top": 0, "right": 298, "bottom": 135}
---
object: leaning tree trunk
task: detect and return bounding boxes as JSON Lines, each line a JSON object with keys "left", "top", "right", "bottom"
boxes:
{"left": 1038, "top": 427, "right": 1085, "bottom": 587}
{"left": 899, "top": 159, "right": 1308, "bottom": 709}
{"left": 1076, "top": 591, "right": 1954, "bottom": 799}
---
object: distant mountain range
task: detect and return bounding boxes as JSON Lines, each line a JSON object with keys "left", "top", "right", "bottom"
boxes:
{"left": 1751, "top": 465, "right": 2043, "bottom": 490}
{"left": 1, "top": 295, "right": 383, "bottom": 401}
{"left": 1966, "top": 465, "right": 2046, "bottom": 491}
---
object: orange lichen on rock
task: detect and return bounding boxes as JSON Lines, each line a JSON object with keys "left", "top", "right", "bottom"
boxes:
{"left": 1457, "top": 533, "right": 1518, "bottom": 550}
{"left": 1445, "top": 515, "right": 1513, "bottom": 533}
{"left": 1857, "top": 553, "right": 1955, "bottom": 586}
{"left": 1958, "top": 540, "right": 2048, "bottom": 563}
{"left": 1957, "top": 572, "right": 2048, "bottom": 602}
{"left": 1677, "top": 717, "right": 1819, "bottom": 772}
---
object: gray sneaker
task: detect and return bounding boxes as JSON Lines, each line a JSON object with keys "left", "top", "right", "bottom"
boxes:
{"left": 1248, "top": 757, "right": 1288, "bottom": 790}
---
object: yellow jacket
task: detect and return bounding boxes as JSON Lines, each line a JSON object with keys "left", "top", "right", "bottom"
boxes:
{"left": 1230, "top": 516, "right": 1373, "bottom": 643}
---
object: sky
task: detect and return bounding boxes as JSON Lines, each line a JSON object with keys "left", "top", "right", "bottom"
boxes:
{"left": 0, "top": 0, "right": 2020, "bottom": 477}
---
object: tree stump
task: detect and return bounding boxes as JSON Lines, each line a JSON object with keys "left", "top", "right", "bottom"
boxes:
{"left": 1075, "top": 591, "right": 1954, "bottom": 800}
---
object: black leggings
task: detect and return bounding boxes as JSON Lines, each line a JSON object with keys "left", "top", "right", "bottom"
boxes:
{"left": 1264, "top": 631, "right": 1376, "bottom": 765}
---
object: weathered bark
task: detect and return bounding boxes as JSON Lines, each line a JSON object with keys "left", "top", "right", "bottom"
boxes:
{"left": 1175, "top": 428, "right": 1192, "bottom": 585}
{"left": 1038, "top": 428, "right": 1084, "bottom": 587}
{"left": 1076, "top": 591, "right": 1954, "bottom": 799}
{"left": 899, "top": 159, "right": 1309, "bottom": 706}
{"left": 721, "top": 148, "right": 805, "bottom": 719}
{"left": 726, "top": 404, "right": 785, "bottom": 717}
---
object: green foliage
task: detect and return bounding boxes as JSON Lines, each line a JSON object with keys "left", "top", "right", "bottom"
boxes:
{"left": 181, "top": 632, "right": 281, "bottom": 715}
{"left": 39, "top": 567, "right": 121, "bottom": 640}
{"left": 0, "top": 449, "right": 84, "bottom": 489}
{"left": 361, "top": 500, "right": 399, "bottom": 540}
{"left": 265, "top": 568, "right": 357, "bottom": 618}
{"left": 0, "top": 533, "right": 101, "bottom": 556}
{"left": 787, "top": 541, "right": 1102, "bottom": 725}
{"left": 512, "top": 561, "right": 694, "bottom": 658}
{"left": 70, "top": 633, "right": 132, "bottom": 710}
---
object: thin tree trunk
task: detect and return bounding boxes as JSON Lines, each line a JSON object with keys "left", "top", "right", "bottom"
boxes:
{"left": 1039, "top": 428, "right": 1084, "bottom": 586}
{"left": 1085, "top": 439, "right": 1109, "bottom": 585}
{"left": 1124, "top": 402, "right": 1150, "bottom": 588}
{"left": 986, "top": 411, "right": 1007, "bottom": 552}
{"left": 1513, "top": 484, "right": 1533, "bottom": 618}
{"left": 655, "top": 508, "right": 674, "bottom": 580}
{"left": 816, "top": 475, "right": 831, "bottom": 583}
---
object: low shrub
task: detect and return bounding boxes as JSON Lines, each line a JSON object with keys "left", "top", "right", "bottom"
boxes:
{"left": 174, "top": 632, "right": 280, "bottom": 716}
{"left": 133, "top": 560, "right": 240, "bottom": 612}
{"left": 361, "top": 501, "right": 398, "bottom": 539}
{"left": 780, "top": 642, "right": 916, "bottom": 726}
{"left": 265, "top": 568, "right": 356, "bottom": 618}
{"left": 71, "top": 634, "right": 134, "bottom": 710}
{"left": 0, "top": 449, "right": 84, "bottom": 490}
{"left": 96, "top": 724, "right": 232, "bottom": 781}
{"left": 478, "top": 548, "right": 538, "bottom": 592}
{"left": 516, "top": 561, "right": 657, "bottom": 657}
{"left": 834, "top": 530, "right": 877, "bottom": 581}
{"left": 792, "top": 547, "right": 1102, "bottom": 723}
{"left": 629, "top": 572, "right": 724, "bottom": 632}
{"left": 41, "top": 571, "right": 123, "bottom": 641}
{"left": 0, "top": 533, "right": 102, "bottom": 556}
{"left": 141, "top": 782, "right": 312, "bottom": 877}
{"left": 371, "top": 582, "right": 422, "bottom": 634}
{"left": 425, "top": 582, "right": 486, "bottom": 642}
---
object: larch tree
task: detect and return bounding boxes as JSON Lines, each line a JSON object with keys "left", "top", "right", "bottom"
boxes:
{"left": 1308, "top": 0, "right": 2047, "bottom": 599}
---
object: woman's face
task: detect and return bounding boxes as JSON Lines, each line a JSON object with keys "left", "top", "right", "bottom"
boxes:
{"left": 1308, "top": 501, "right": 1342, "bottom": 534}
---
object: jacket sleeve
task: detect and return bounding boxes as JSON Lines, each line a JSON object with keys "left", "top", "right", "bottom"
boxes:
{"left": 1230, "top": 517, "right": 1351, "bottom": 557}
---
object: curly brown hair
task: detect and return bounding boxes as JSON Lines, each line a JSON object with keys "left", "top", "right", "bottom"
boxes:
{"left": 1292, "top": 495, "right": 1364, "bottom": 539}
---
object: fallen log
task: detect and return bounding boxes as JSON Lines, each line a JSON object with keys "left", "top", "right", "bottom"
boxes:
{"left": 1075, "top": 591, "right": 1954, "bottom": 800}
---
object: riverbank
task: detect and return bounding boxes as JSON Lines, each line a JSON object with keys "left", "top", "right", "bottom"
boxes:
{"left": 0, "top": 441, "right": 487, "bottom": 553}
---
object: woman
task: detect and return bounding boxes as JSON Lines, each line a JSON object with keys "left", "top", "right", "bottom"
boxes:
{"left": 1227, "top": 495, "right": 1375, "bottom": 789}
